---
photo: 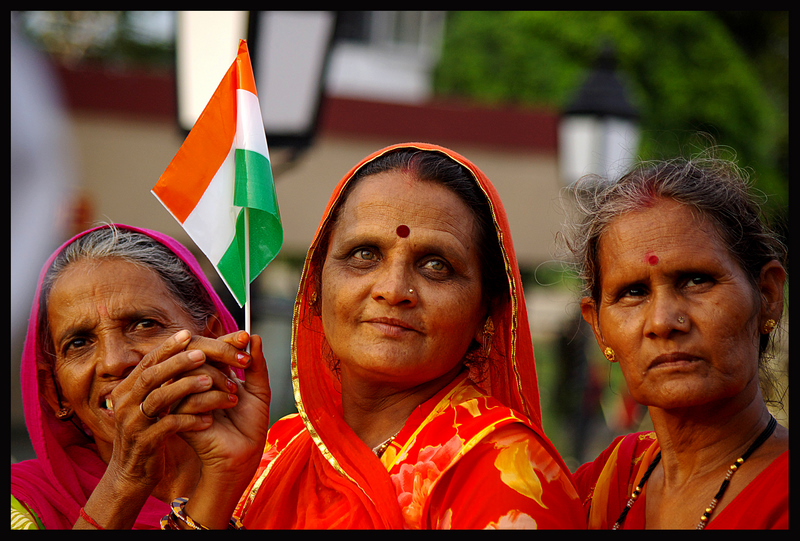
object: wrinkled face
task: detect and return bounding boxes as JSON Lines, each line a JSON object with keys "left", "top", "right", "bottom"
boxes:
{"left": 320, "top": 172, "right": 486, "bottom": 392}
{"left": 581, "top": 198, "right": 764, "bottom": 411}
{"left": 45, "top": 259, "right": 200, "bottom": 446}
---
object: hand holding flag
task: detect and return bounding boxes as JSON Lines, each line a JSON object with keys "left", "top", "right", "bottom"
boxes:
{"left": 153, "top": 40, "right": 282, "bottom": 334}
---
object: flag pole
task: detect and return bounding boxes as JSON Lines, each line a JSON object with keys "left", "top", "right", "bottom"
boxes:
{"left": 244, "top": 206, "right": 251, "bottom": 343}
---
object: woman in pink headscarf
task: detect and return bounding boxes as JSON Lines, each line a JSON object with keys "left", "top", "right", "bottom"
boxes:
{"left": 10, "top": 224, "right": 270, "bottom": 529}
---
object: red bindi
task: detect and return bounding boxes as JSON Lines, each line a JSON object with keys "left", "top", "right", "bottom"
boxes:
{"left": 644, "top": 252, "right": 659, "bottom": 266}
{"left": 396, "top": 225, "right": 410, "bottom": 238}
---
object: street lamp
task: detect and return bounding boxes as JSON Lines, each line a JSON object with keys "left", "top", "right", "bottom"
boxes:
{"left": 558, "top": 44, "right": 640, "bottom": 186}
{"left": 176, "top": 11, "right": 336, "bottom": 153}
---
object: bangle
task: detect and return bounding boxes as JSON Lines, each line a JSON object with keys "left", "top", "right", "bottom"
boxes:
{"left": 169, "top": 497, "right": 209, "bottom": 530}
{"left": 79, "top": 507, "right": 105, "bottom": 530}
{"left": 159, "top": 497, "right": 244, "bottom": 530}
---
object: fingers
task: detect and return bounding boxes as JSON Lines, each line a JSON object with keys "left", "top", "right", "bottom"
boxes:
{"left": 243, "top": 335, "right": 270, "bottom": 399}
{"left": 186, "top": 332, "right": 252, "bottom": 371}
{"left": 139, "top": 329, "right": 193, "bottom": 370}
{"left": 140, "top": 369, "right": 224, "bottom": 419}
{"left": 122, "top": 330, "right": 262, "bottom": 431}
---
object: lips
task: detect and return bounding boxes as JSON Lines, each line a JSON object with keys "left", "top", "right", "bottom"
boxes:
{"left": 365, "top": 317, "right": 420, "bottom": 334}
{"left": 649, "top": 352, "right": 700, "bottom": 369}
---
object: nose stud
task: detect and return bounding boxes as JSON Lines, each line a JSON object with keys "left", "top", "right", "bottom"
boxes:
{"left": 677, "top": 316, "right": 685, "bottom": 324}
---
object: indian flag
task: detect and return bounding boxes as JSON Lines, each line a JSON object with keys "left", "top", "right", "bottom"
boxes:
{"left": 153, "top": 40, "right": 282, "bottom": 308}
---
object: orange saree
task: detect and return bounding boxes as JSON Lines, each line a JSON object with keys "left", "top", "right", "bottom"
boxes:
{"left": 235, "top": 143, "right": 583, "bottom": 529}
{"left": 574, "top": 432, "right": 789, "bottom": 529}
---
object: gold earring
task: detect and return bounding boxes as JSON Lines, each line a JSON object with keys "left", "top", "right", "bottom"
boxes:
{"left": 603, "top": 347, "right": 616, "bottom": 362}
{"left": 56, "top": 407, "right": 73, "bottom": 421}
{"left": 762, "top": 319, "right": 777, "bottom": 334}
{"left": 482, "top": 317, "right": 495, "bottom": 357}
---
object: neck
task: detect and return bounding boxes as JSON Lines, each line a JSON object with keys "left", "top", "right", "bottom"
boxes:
{"left": 341, "top": 365, "right": 463, "bottom": 450}
{"left": 647, "top": 394, "right": 774, "bottom": 486}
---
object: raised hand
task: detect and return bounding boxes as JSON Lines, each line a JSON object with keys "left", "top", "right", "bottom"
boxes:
{"left": 175, "top": 332, "right": 272, "bottom": 529}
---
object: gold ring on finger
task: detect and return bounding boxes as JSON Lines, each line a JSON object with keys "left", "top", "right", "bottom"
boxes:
{"left": 140, "top": 401, "right": 159, "bottom": 421}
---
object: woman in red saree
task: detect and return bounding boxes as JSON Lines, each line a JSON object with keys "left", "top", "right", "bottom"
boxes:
{"left": 565, "top": 154, "right": 788, "bottom": 529}
{"left": 179, "top": 142, "right": 584, "bottom": 529}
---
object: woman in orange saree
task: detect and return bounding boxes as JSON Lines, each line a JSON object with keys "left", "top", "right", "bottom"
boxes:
{"left": 209, "top": 142, "right": 583, "bottom": 529}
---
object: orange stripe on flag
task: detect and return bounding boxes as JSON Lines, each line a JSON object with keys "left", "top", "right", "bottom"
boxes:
{"left": 236, "top": 40, "right": 258, "bottom": 97}
{"left": 152, "top": 52, "right": 240, "bottom": 223}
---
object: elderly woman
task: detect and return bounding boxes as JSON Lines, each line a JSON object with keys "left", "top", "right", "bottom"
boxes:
{"left": 10, "top": 224, "right": 269, "bottom": 529}
{"left": 169, "top": 142, "right": 584, "bottom": 529}
{"left": 564, "top": 154, "right": 788, "bottom": 529}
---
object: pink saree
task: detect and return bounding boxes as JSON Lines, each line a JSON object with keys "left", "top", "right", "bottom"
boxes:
{"left": 10, "top": 224, "right": 239, "bottom": 529}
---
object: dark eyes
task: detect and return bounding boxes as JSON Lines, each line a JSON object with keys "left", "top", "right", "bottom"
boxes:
{"left": 134, "top": 319, "right": 158, "bottom": 330}
{"left": 65, "top": 337, "right": 88, "bottom": 351}
{"left": 62, "top": 319, "right": 160, "bottom": 355}
{"left": 685, "top": 275, "right": 711, "bottom": 287}
{"left": 618, "top": 274, "right": 713, "bottom": 299}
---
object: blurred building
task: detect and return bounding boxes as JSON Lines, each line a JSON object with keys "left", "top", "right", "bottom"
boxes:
{"left": 11, "top": 11, "right": 577, "bottom": 453}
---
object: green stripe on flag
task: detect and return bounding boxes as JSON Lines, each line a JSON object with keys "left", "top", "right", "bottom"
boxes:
{"left": 216, "top": 222, "right": 247, "bottom": 306}
{"left": 215, "top": 148, "right": 283, "bottom": 307}
{"left": 234, "top": 148, "right": 277, "bottom": 211}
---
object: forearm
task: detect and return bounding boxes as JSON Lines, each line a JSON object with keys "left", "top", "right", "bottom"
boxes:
{"left": 178, "top": 469, "right": 254, "bottom": 530}
{"left": 74, "top": 470, "right": 157, "bottom": 529}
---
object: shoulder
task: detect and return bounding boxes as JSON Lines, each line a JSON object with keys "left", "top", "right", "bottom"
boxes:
{"left": 265, "top": 413, "right": 304, "bottom": 449}
{"left": 573, "top": 431, "right": 657, "bottom": 499}
{"left": 711, "top": 450, "right": 788, "bottom": 529}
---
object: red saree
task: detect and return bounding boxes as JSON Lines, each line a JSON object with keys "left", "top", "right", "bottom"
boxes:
{"left": 574, "top": 431, "right": 789, "bottom": 529}
{"left": 235, "top": 143, "right": 583, "bottom": 529}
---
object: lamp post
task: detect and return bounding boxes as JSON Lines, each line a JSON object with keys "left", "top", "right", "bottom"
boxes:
{"left": 558, "top": 44, "right": 640, "bottom": 186}
{"left": 176, "top": 11, "right": 336, "bottom": 153}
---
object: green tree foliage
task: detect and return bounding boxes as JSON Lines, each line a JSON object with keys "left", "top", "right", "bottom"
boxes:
{"left": 434, "top": 11, "right": 788, "bottom": 216}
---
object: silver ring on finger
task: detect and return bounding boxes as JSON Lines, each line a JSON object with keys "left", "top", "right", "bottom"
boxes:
{"left": 140, "top": 401, "right": 159, "bottom": 421}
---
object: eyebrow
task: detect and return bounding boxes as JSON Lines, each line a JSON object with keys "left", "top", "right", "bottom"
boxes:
{"left": 52, "top": 307, "right": 176, "bottom": 350}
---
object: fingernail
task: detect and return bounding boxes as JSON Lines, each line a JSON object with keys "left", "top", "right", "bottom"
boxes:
{"left": 237, "top": 353, "right": 250, "bottom": 367}
{"left": 188, "top": 350, "right": 205, "bottom": 362}
{"left": 226, "top": 378, "right": 237, "bottom": 393}
{"left": 175, "top": 330, "right": 191, "bottom": 343}
{"left": 228, "top": 394, "right": 238, "bottom": 404}
{"left": 238, "top": 331, "right": 249, "bottom": 344}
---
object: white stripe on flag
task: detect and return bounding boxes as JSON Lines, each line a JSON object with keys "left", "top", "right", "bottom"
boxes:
{"left": 182, "top": 143, "right": 238, "bottom": 265}
{"left": 236, "top": 89, "right": 270, "bottom": 160}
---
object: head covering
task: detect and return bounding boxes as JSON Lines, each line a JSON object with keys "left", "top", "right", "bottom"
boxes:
{"left": 10, "top": 224, "right": 239, "bottom": 530}
{"left": 241, "top": 143, "right": 544, "bottom": 528}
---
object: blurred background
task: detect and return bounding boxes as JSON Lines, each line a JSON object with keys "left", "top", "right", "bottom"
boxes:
{"left": 11, "top": 11, "right": 788, "bottom": 472}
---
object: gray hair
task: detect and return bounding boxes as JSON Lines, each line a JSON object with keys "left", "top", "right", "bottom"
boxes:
{"left": 37, "top": 225, "right": 217, "bottom": 365}
{"left": 560, "top": 147, "right": 787, "bottom": 362}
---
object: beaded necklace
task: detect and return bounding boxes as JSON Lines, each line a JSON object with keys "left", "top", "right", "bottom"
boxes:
{"left": 372, "top": 430, "right": 400, "bottom": 458}
{"left": 612, "top": 415, "right": 777, "bottom": 530}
